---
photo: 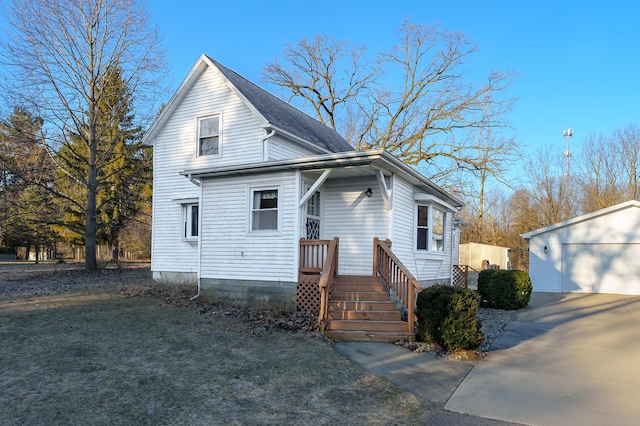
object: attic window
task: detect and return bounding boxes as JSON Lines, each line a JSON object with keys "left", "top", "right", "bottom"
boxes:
{"left": 198, "top": 115, "right": 220, "bottom": 157}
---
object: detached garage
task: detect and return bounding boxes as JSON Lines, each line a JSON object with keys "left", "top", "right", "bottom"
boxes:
{"left": 521, "top": 200, "right": 640, "bottom": 295}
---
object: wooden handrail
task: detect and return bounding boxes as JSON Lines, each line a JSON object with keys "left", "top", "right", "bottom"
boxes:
{"left": 299, "top": 239, "right": 333, "bottom": 274}
{"left": 317, "top": 237, "right": 339, "bottom": 329}
{"left": 373, "top": 237, "right": 422, "bottom": 333}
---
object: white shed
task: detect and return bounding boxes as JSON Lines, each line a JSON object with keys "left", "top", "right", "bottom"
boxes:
{"left": 459, "top": 242, "right": 510, "bottom": 270}
{"left": 521, "top": 200, "right": 640, "bottom": 295}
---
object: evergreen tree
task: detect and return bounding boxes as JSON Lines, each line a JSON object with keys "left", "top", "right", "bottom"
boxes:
{"left": 0, "top": 108, "right": 59, "bottom": 259}
{"left": 54, "top": 66, "right": 151, "bottom": 260}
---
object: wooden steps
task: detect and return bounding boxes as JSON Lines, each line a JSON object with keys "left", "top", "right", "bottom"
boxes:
{"left": 324, "top": 275, "right": 415, "bottom": 342}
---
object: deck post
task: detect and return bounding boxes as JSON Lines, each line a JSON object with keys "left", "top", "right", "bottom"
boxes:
{"left": 372, "top": 237, "right": 379, "bottom": 277}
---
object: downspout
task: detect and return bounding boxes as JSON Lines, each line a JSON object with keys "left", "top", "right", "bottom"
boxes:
{"left": 188, "top": 174, "right": 200, "bottom": 187}
{"left": 189, "top": 174, "right": 202, "bottom": 300}
{"left": 262, "top": 128, "right": 276, "bottom": 161}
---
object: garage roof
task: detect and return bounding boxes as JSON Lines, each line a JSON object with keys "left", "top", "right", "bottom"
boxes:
{"left": 521, "top": 200, "right": 640, "bottom": 239}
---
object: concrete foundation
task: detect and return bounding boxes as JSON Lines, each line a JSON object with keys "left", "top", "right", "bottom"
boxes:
{"left": 199, "top": 278, "right": 297, "bottom": 311}
{"left": 152, "top": 271, "right": 198, "bottom": 285}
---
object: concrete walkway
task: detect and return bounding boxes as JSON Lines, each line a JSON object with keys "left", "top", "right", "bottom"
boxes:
{"left": 335, "top": 292, "right": 640, "bottom": 425}
{"left": 447, "top": 292, "right": 640, "bottom": 425}
{"left": 334, "top": 341, "right": 518, "bottom": 425}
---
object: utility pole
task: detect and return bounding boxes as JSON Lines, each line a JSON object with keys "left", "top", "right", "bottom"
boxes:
{"left": 563, "top": 128, "right": 573, "bottom": 220}
{"left": 563, "top": 128, "right": 573, "bottom": 179}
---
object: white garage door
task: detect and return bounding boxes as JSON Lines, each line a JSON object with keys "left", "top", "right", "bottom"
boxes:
{"left": 562, "top": 243, "right": 640, "bottom": 295}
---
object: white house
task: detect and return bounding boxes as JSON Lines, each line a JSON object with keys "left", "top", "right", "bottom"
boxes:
{"left": 142, "top": 54, "right": 463, "bottom": 313}
{"left": 521, "top": 200, "right": 640, "bottom": 295}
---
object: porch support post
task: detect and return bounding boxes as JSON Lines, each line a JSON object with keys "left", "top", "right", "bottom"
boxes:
{"left": 375, "top": 169, "right": 392, "bottom": 211}
{"left": 299, "top": 169, "right": 333, "bottom": 207}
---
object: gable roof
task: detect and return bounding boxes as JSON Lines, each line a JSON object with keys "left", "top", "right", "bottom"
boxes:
{"left": 521, "top": 200, "right": 640, "bottom": 239}
{"left": 142, "top": 54, "right": 354, "bottom": 154}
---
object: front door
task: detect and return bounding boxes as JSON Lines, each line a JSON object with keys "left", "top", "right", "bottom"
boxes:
{"left": 305, "top": 189, "right": 321, "bottom": 239}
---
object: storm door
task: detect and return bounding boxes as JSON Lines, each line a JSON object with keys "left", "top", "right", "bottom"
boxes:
{"left": 305, "top": 190, "right": 321, "bottom": 240}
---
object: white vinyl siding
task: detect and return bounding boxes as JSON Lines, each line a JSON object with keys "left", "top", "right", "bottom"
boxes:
{"left": 323, "top": 177, "right": 390, "bottom": 275}
{"left": 199, "top": 172, "right": 297, "bottom": 282}
{"left": 390, "top": 177, "right": 455, "bottom": 282}
{"left": 149, "top": 65, "right": 265, "bottom": 274}
{"left": 528, "top": 204, "right": 640, "bottom": 294}
{"left": 267, "top": 135, "right": 319, "bottom": 161}
{"left": 185, "top": 66, "right": 265, "bottom": 167}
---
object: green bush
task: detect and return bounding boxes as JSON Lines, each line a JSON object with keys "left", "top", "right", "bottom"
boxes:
{"left": 478, "top": 269, "right": 532, "bottom": 310}
{"left": 415, "top": 285, "right": 484, "bottom": 351}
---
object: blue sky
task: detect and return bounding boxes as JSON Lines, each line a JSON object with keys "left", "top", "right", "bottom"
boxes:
{"left": 149, "top": 0, "right": 639, "bottom": 171}
{"left": 0, "top": 1, "right": 636, "bottom": 182}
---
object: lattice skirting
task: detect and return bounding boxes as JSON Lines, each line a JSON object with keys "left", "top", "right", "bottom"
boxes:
{"left": 297, "top": 274, "right": 321, "bottom": 313}
{"left": 452, "top": 265, "right": 467, "bottom": 288}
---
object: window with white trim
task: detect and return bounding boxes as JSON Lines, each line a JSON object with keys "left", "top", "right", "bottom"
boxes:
{"left": 197, "top": 115, "right": 220, "bottom": 157}
{"left": 250, "top": 188, "right": 279, "bottom": 231}
{"left": 416, "top": 204, "right": 446, "bottom": 252}
{"left": 183, "top": 203, "right": 199, "bottom": 240}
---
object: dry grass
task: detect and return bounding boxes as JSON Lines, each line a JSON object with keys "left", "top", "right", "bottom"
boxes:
{"left": 0, "top": 262, "right": 439, "bottom": 425}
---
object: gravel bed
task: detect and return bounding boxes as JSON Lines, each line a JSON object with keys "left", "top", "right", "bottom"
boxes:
{"left": 476, "top": 307, "right": 517, "bottom": 351}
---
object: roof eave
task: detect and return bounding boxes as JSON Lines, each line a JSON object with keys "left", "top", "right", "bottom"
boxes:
{"left": 266, "top": 124, "right": 333, "bottom": 155}
{"left": 180, "top": 149, "right": 386, "bottom": 178}
{"left": 142, "top": 54, "right": 210, "bottom": 146}
{"left": 520, "top": 199, "right": 640, "bottom": 239}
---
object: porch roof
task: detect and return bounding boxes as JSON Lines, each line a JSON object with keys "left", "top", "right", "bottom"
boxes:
{"left": 180, "top": 149, "right": 463, "bottom": 208}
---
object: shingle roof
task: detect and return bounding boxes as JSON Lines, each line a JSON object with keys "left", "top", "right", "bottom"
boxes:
{"left": 207, "top": 56, "right": 354, "bottom": 154}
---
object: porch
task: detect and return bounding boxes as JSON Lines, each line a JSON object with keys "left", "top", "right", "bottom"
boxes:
{"left": 297, "top": 237, "right": 421, "bottom": 342}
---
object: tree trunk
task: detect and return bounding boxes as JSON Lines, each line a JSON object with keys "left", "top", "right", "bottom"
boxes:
{"left": 85, "top": 164, "right": 98, "bottom": 270}
{"left": 112, "top": 240, "right": 120, "bottom": 261}
{"left": 85, "top": 112, "right": 98, "bottom": 270}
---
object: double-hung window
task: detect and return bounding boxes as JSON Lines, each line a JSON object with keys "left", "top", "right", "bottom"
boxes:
{"left": 183, "top": 203, "right": 199, "bottom": 240}
{"left": 197, "top": 115, "right": 220, "bottom": 157}
{"left": 416, "top": 204, "right": 446, "bottom": 252}
{"left": 250, "top": 187, "right": 279, "bottom": 232}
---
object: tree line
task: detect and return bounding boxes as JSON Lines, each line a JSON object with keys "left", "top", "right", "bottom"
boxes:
{"left": 0, "top": 0, "right": 164, "bottom": 268}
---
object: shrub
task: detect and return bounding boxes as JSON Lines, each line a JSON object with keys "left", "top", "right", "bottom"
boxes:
{"left": 415, "top": 285, "right": 484, "bottom": 351}
{"left": 478, "top": 270, "right": 532, "bottom": 310}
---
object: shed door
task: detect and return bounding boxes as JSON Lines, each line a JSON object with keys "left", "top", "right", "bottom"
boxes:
{"left": 561, "top": 243, "right": 640, "bottom": 295}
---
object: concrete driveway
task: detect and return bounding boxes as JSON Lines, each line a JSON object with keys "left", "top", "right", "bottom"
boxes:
{"left": 446, "top": 292, "right": 640, "bottom": 425}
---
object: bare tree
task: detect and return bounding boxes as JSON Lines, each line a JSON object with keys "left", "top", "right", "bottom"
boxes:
{"left": 524, "top": 146, "right": 577, "bottom": 226}
{"left": 577, "top": 133, "right": 623, "bottom": 213}
{"left": 617, "top": 124, "right": 640, "bottom": 200}
{"left": 263, "top": 34, "right": 379, "bottom": 139}
{"left": 577, "top": 124, "right": 640, "bottom": 213}
{"left": 0, "top": 0, "right": 166, "bottom": 270}
{"left": 264, "top": 20, "right": 517, "bottom": 183}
